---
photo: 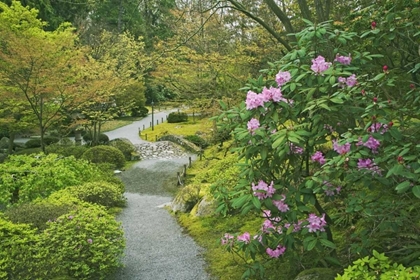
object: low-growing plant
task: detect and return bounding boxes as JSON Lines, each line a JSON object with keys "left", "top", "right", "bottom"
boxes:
{"left": 24, "top": 138, "right": 41, "bottom": 148}
{"left": 3, "top": 201, "right": 75, "bottom": 231}
{"left": 41, "top": 205, "right": 125, "bottom": 279}
{"left": 167, "top": 112, "right": 188, "bottom": 123}
{"left": 82, "top": 133, "right": 110, "bottom": 145}
{"left": 0, "top": 153, "right": 107, "bottom": 207}
{"left": 70, "top": 181, "right": 126, "bottom": 208}
{"left": 46, "top": 144, "right": 88, "bottom": 158}
{"left": 336, "top": 250, "right": 420, "bottom": 279}
{"left": 109, "top": 139, "right": 136, "bottom": 161}
{"left": 184, "top": 134, "right": 209, "bottom": 149}
{"left": 0, "top": 217, "right": 44, "bottom": 279}
{"left": 81, "top": 145, "right": 126, "bottom": 169}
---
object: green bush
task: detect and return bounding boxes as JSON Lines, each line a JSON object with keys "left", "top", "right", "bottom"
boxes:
{"left": 83, "top": 133, "right": 109, "bottom": 145}
{"left": 3, "top": 202, "right": 75, "bottom": 231}
{"left": 44, "top": 136, "right": 60, "bottom": 145}
{"left": 24, "top": 138, "right": 41, "bottom": 148}
{"left": 0, "top": 153, "right": 107, "bottom": 207}
{"left": 82, "top": 145, "right": 126, "bottom": 169}
{"left": 184, "top": 134, "right": 209, "bottom": 149}
{"left": 109, "top": 139, "right": 136, "bottom": 161}
{"left": 41, "top": 205, "right": 125, "bottom": 279}
{"left": 336, "top": 250, "right": 420, "bottom": 279}
{"left": 70, "top": 181, "right": 126, "bottom": 208}
{"left": 46, "top": 144, "right": 88, "bottom": 158}
{"left": 0, "top": 217, "right": 44, "bottom": 279}
{"left": 167, "top": 112, "right": 188, "bottom": 123}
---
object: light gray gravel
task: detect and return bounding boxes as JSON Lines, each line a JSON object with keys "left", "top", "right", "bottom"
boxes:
{"left": 109, "top": 156, "right": 212, "bottom": 280}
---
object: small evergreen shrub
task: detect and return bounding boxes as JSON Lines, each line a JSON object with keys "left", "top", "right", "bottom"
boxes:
{"left": 184, "top": 135, "right": 209, "bottom": 149}
{"left": 46, "top": 144, "right": 88, "bottom": 158}
{"left": 336, "top": 250, "right": 420, "bottom": 279}
{"left": 71, "top": 181, "right": 126, "bottom": 208}
{"left": 24, "top": 138, "right": 41, "bottom": 148}
{"left": 83, "top": 133, "right": 109, "bottom": 145}
{"left": 167, "top": 112, "right": 188, "bottom": 123}
{"left": 0, "top": 217, "right": 44, "bottom": 279}
{"left": 41, "top": 205, "right": 125, "bottom": 279}
{"left": 109, "top": 139, "right": 136, "bottom": 161}
{"left": 3, "top": 202, "right": 75, "bottom": 231}
{"left": 43, "top": 136, "right": 60, "bottom": 145}
{"left": 81, "top": 145, "right": 126, "bottom": 169}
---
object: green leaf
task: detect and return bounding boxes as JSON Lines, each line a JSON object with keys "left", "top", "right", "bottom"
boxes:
{"left": 307, "top": 239, "right": 317, "bottom": 251}
{"left": 272, "top": 135, "right": 286, "bottom": 149}
{"left": 373, "top": 73, "right": 385, "bottom": 81}
{"left": 252, "top": 196, "right": 261, "bottom": 210}
{"left": 395, "top": 181, "right": 411, "bottom": 193}
{"left": 330, "top": 97, "right": 344, "bottom": 104}
{"left": 320, "top": 239, "right": 336, "bottom": 249}
{"left": 412, "top": 185, "right": 420, "bottom": 198}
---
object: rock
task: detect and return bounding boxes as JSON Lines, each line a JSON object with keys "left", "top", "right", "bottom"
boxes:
{"left": 294, "top": 268, "right": 337, "bottom": 280}
{"left": 134, "top": 141, "right": 189, "bottom": 160}
{"left": 0, "top": 137, "right": 9, "bottom": 149}
{"left": 195, "top": 196, "right": 217, "bottom": 217}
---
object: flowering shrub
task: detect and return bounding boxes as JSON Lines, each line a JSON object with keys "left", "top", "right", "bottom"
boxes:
{"left": 41, "top": 205, "right": 125, "bottom": 279}
{"left": 214, "top": 20, "right": 420, "bottom": 278}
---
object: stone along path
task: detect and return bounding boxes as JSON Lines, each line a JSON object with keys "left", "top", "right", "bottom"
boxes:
{"left": 108, "top": 112, "right": 211, "bottom": 280}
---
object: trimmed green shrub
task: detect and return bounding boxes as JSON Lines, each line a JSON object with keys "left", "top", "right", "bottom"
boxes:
{"left": 70, "top": 181, "right": 126, "bottom": 208}
{"left": 24, "top": 138, "right": 41, "bottom": 148}
{"left": 167, "top": 112, "right": 188, "bottom": 123}
{"left": 184, "top": 134, "right": 209, "bottom": 149}
{"left": 13, "top": 147, "right": 42, "bottom": 155}
{"left": 81, "top": 145, "right": 126, "bottom": 169}
{"left": 46, "top": 144, "right": 88, "bottom": 158}
{"left": 0, "top": 217, "right": 44, "bottom": 279}
{"left": 41, "top": 205, "right": 125, "bottom": 279}
{"left": 109, "top": 139, "right": 136, "bottom": 161}
{"left": 43, "top": 136, "right": 60, "bottom": 145}
{"left": 83, "top": 133, "right": 110, "bottom": 145}
{"left": 0, "top": 153, "right": 106, "bottom": 207}
{"left": 3, "top": 202, "right": 75, "bottom": 231}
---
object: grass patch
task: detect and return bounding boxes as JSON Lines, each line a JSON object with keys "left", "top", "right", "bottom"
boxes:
{"left": 140, "top": 117, "right": 214, "bottom": 142}
{"left": 101, "top": 117, "right": 142, "bottom": 132}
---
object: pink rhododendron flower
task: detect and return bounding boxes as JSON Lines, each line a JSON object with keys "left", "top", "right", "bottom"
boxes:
{"left": 335, "top": 54, "right": 352, "bottom": 65}
{"left": 247, "top": 118, "right": 260, "bottom": 134}
{"left": 275, "top": 71, "right": 291, "bottom": 86}
{"left": 237, "top": 232, "right": 251, "bottom": 244}
{"left": 307, "top": 213, "right": 327, "bottom": 232}
{"left": 251, "top": 180, "right": 275, "bottom": 199}
{"left": 346, "top": 74, "right": 357, "bottom": 87}
{"left": 311, "top": 55, "right": 332, "bottom": 75}
{"left": 266, "top": 245, "right": 286, "bottom": 258}
{"left": 289, "top": 143, "right": 304, "bottom": 154}
{"left": 333, "top": 140, "right": 351, "bottom": 155}
{"left": 262, "top": 219, "right": 276, "bottom": 233}
{"left": 87, "top": 238, "right": 93, "bottom": 244}
{"left": 273, "top": 199, "right": 289, "bottom": 212}
{"left": 311, "top": 151, "right": 326, "bottom": 165}
{"left": 245, "top": 90, "right": 264, "bottom": 110}
{"left": 357, "top": 158, "right": 382, "bottom": 176}
{"left": 363, "top": 136, "right": 380, "bottom": 153}
{"left": 221, "top": 233, "right": 234, "bottom": 245}
{"left": 270, "top": 87, "right": 283, "bottom": 102}
{"left": 261, "top": 87, "right": 272, "bottom": 102}
{"left": 369, "top": 123, "right": 388, "bottom": 134}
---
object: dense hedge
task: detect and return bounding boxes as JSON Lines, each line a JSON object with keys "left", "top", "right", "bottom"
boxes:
{"left": 109, "top": 139, "right": 136, "bottom": 161}
{"left": 167, "top": 112, "right": 188, "bottom": 123}
{"left": 81, "top": 145, "right": 126, "bottom": 169}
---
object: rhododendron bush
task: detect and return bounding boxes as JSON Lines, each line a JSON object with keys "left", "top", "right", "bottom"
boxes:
{"left": 214, "top": 20, "right": 420, "bottom": 278}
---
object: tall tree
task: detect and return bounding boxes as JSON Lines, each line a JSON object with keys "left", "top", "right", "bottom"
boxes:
{"left": 0, "top": 1, "right": 84, "bottom": 152}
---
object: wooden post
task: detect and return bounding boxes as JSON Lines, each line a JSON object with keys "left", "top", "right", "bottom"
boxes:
{"left": 145, "top": 134, "right": 147, "bottom": 141}
{"left": 157, "top": 120, "right": 159, "bottom": 125}
{"left": 155, "top": 135, "right": 157, "bottom": 141}
{"left": 183, "top": 164, "right": 187, "bottom": 177}
{"left": 143, "top": 124, "right": 145, "bottom": 130}
{"left": 177, "top": 172, "right": 181, "bottom": 186}
{"left": 161, "top": 117, "right": 163, "bottom": 123}
{"left": 150, "top": 121, "right": 152, "bottom": 127}
{"left": 189, "top": 157, "right": 192, "bottom": 167}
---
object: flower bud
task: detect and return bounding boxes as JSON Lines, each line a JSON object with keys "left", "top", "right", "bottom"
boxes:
{"left": 383, "top": 65, "right": 388, "bottom": 71}
{"left": 373, "top": 97, "right": 378, "bottom": 102}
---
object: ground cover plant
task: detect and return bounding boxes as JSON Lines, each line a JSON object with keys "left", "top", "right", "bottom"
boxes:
{"left": 0, "top": 154, "right": 126, "bottom": 279}
{"left": 210, "top": 15, "right": 420, "bottom": 279}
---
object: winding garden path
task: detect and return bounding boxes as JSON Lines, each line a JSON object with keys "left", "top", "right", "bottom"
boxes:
{"left": 106, "top": 112, "right": 212, "bottom": 280}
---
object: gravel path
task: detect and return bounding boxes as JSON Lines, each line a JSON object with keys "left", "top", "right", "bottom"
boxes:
{"left": 107, "top": 114, "right": 212, "bottom": 280}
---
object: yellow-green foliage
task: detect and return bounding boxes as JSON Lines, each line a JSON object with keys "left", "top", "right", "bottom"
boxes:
{"left": 140, "top": 117, "right": 213, "bottom": 142}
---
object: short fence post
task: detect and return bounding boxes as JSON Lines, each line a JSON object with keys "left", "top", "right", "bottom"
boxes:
{"left": 177, "top": 172, "right": 182, "bottom": 186}
{"left": 188, "top": 157, "right": 192, "bottom": 168}
{"left": 183, "top": 164, "right": 187, "bottom": 177}
{"left": 145, "top": 134, "right": 147, "bottom": 141}
{"left": 143, "top": 124, "right": 145, "bottom": 130}
{"left": 150, "top": 121, "right": 152, "bottom": 127}
{"left": 157, "top": 120, "right": 159, "bottom": 125}
{"left": 161, "top": 117, "right": 163, "bottom": 123}
{"left": 155, "top": 135, "right": 157, "bottom": 141}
